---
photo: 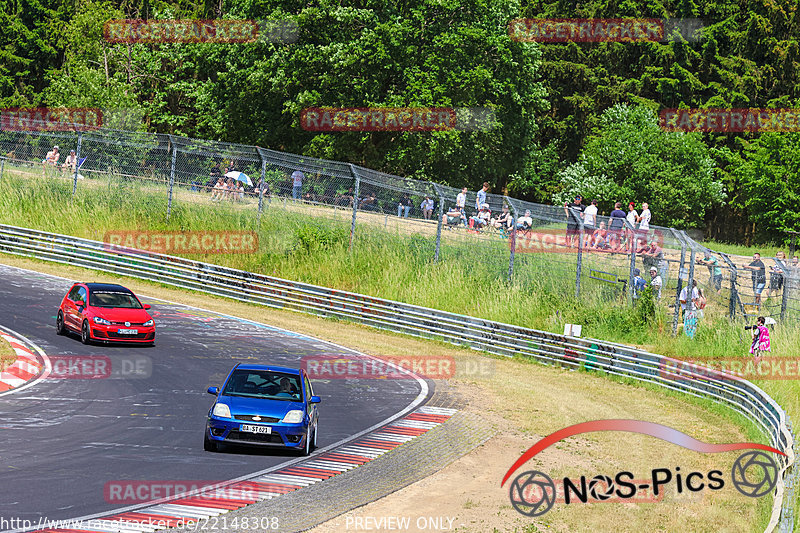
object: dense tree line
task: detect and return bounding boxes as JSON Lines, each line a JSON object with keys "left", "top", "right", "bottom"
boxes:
{"left": 1, "top": 0, "right": 798, "bottom": 243}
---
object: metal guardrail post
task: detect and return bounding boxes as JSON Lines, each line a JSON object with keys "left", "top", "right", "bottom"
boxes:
{"left": 672, "top": 239, "right": 687, "bottom": 335}
{"left": 778, "top": 257, "right": 790, "bottom": 322}
{"left": 166, "top": 136, "right": 177, "bottom": 221}
{"left": 348, "top": 164, "right": 361, "bottom": 250}
{"left": 576, "top": 217, "right": 584, "bottom": 298}
{"left": 256, "top": 148, "right": 268, "bottom": 225}
{"left": 0, "top": 156, "right": 4, "bottom": 182}
{"left": 687, "top": 244, "right": 696, "bottom": 317}
{"left": 719, "top": 253, "right": 741, "bottom": 320}
{"left": 433, "top": 184, "right": 444, "bottom": 263}
{"left": 507, "top": 198, "right": 518, "bottom": 282}
{"left": 72, "top": 131, "right": 83, "bottom": 196}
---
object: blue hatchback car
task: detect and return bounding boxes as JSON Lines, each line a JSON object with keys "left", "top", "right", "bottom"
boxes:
{"left": 205, "top": 364, "right": 321, "bottom": 455}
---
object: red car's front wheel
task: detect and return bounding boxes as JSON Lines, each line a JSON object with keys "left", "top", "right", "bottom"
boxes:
{"left": 81, "top": 320, "right": 92, "bottom": 345}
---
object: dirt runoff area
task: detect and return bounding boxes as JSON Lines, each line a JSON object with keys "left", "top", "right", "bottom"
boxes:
{"left": 309, "top": 356, "right": 766, "bottom": 533}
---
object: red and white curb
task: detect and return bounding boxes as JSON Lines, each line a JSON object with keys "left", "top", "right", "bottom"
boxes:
{"left": 0, "top": 330, "right": 44, "bottom": 393}
{"left": 34, "top": 406, "right": 457, "bottom": 533}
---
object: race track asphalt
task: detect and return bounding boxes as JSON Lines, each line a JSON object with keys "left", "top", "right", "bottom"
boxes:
{"left": 0, "top": 264, "right": 425, "bottom": 525}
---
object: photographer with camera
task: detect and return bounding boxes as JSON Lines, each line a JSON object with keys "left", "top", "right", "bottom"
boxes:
{"left": 746, "top": 316, "right": 771, "bottom": 359}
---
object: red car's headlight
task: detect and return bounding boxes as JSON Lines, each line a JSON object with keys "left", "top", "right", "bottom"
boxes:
{"left": 93, "top": 317, "right": 112, "bottom": 325}
{"left": 143, "top": 319, "right": 154, "bottom": 327}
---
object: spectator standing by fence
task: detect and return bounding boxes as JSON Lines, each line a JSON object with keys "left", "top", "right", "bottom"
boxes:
{"left": 421, "top": 197, "right": 434, "bottom": 219}
{"left": 698, "top": 251, "right": 723, "bottom": 294}
{"left": 291, "top": 170, "right": 304, "bottom": 199}
{"left": 456, "top": 187, "right": 467, "bottom": 214}
{"left": 608, "top": 202, "right": 627, "bottom": 250}
{"left": 743, "top": 252, "right": 767, "bottom": 307}
{"left": 583, "top": 199, "right": 598, "bottom": 232}
{"left": 476, "top": 182, "right": 489, "bottom": 211}
{"left": 649, "top": 266, "right": 662, "bottom": 299}
{"left": 765, "top": 251, "right": 787, "bottom": 300}
{"left": 636, "top": 202, "right": 651, "bottom": 248}
{"left": 564, "top": 195, "right": 584, "bottom": 247}
{"left": 397, "top": 194, "right": 412, "bottom": 218}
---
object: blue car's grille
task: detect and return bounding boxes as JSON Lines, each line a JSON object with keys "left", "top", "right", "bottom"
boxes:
{"left": 233, "top": 415, "right": 280, "bottom": 422}
{"left": 226, "top": 431, "right": 284, "bottom": 444}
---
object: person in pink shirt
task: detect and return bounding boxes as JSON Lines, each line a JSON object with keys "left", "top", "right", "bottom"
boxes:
{"left": 749, "top": 316, "right": 771, "bottom": 357}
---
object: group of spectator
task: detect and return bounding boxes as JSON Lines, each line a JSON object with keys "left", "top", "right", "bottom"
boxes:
{"left": 564, "top": 196, "right": 653, "bottom": 252}
{"left": 42, "top": 145, "right": 78, "bottom": 173}
{"left": 740, "top": 251, "right": 797, "bottom": 307}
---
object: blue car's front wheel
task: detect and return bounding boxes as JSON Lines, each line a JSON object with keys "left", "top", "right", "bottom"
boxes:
{"left": 204, "top": 431, "right": 220, "bottom": 452}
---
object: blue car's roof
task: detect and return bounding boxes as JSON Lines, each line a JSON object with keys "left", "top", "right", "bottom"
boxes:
{"left": 233, "top": 364, "right": 300, "bottom": 375}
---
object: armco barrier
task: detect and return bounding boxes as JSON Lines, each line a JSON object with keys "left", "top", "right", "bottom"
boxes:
{"left": 0, "top": 223, "right": 794, "bottom": 532}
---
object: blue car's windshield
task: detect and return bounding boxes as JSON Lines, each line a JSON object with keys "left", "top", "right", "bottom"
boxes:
{"left": 222, "top": 370, "right": 302, "bottom": 401}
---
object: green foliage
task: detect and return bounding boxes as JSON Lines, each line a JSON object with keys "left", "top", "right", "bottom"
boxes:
{"left": 636, "top": 285, "right": 656, "bottom": 325}
{"left": 293, "top": 222, "right": 348, "bottom": 252}
{"left": 553, "top": 104, "right": 724, "bottom": 228}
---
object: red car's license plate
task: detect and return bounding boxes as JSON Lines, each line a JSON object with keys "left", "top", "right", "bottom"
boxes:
{"left": 117, "top": 328, "right": 138, "bottom": 334}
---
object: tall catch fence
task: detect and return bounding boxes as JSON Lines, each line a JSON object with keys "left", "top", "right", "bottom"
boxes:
{"left": 1, "top": 120, "right": 797, "bottom": 331}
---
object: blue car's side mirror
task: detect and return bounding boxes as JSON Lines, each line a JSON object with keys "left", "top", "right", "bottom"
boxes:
{"left": 310, "top": 395, "right": 321, "bottom": 404}
{"left": 207, "top": 386, "right": 219, "bottom": 395}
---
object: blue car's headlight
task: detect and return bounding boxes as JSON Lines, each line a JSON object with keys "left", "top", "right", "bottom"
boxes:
{"left": 143, "top": 319, "right": 154, "bottom": 326}
{"left": 281, "top": 410, "right": 304, "bottom": 424}
{"left": 212, "top": 403, "right": 232, "bottom": 418}
{"left": 93, "top": 317, "right": 111, "bottom": 325}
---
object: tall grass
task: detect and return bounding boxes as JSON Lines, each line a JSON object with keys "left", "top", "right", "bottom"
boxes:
{"left": 2, "top": 171, "right": 799, "bottom": 448}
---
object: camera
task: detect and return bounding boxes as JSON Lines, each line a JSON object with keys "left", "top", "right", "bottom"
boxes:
{"left": 744, "top": 325, "right": 756, "bottom": 330}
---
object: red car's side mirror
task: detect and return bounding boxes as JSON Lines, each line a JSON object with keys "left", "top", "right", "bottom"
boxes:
{"left": 76, "top": 301, "right": 85, "bottom": 308}
{"left": 143, "top": 304, "right": 151, "bottom": 310}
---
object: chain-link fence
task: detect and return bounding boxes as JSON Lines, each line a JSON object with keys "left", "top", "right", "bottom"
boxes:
{"left": 1, "top": 120, "right": 797, "bottom": 331}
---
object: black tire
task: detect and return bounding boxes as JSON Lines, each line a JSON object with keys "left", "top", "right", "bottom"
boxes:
{"left": 300, "top": 428, "right": 312, "bottom": 456}
{"left": 56, "top": 311, "right": 66, "bottom": 336}
{"left": 204, "top": 433, "right": 219, "bottom": 452}
{"left": 80, "top": 320, "right": 91, "bottom": 345}
{"left": 312, "top": 423, "right": 317, "bottom": 450}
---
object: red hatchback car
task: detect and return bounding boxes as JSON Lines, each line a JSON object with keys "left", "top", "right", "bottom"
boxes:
{"left": 56, "top": 283, "right": 155, "bottom": 345}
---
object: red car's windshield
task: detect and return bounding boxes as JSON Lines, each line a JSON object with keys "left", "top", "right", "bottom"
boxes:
{"left": 89, "top": 291, "right": 142, "bottom": 309}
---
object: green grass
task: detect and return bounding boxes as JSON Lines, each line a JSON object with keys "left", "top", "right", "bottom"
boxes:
{"left": 1, "top": 169, "right": 797, "bottom": 528}
{"left": 702, "top": 239, "right": 788, "bottom": 258}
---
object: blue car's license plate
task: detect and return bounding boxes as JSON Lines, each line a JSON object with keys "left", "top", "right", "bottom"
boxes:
{"left": 240, "top": 424, "right": 271, "bottom": 434}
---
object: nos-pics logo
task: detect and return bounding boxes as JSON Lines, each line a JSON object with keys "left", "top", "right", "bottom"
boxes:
{"left": 501, "top": 420, "right": 785, "bottom": 517}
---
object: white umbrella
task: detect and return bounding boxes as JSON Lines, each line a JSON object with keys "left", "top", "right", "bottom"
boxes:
{"left": 225, "top": 171, "right": 253, "bottom": 186}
